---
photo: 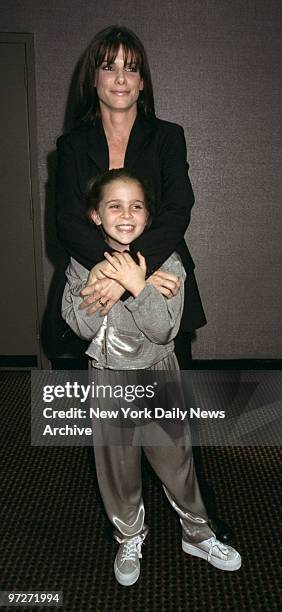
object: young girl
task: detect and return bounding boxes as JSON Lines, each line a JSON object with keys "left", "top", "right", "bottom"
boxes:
{"left": 62, "top": 169, "right": 241, "bottom": 586}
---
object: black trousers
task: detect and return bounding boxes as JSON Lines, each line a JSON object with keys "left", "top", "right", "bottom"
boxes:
{"left": 174, "top": 330, "right": 217, "bottom": 519}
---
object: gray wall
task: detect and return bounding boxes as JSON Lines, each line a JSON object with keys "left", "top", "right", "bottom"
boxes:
{"left": 1, "top": 1, "right": 281, "bottom": 358}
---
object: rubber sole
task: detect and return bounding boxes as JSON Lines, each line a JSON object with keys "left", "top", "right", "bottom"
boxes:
{"left": 114, "top": 559, "right": 140, "bottom": 586}
{"left": 182, "top": 540, "right": 242, "bottom": 571}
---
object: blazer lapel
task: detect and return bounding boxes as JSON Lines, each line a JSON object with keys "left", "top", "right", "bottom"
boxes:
{"left": 125, "top": 114, "right": 156, "bottom": 169}
{"left": 87, "top": 114, "right": 156, "bottom": 171}
{"left": 87, "top": 117, "right": 109, "bottom": 170}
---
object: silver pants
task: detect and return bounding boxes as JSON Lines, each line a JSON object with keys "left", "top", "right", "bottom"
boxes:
{"left": 91, "top": 358, "right": 213, "bottom": 545}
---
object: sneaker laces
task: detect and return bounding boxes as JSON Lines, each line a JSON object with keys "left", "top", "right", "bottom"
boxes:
{"left": 120, "top": 535, "right": 144, "bottom": 563}
{"left": 206, "top": 536, "right": 229, "bottom": 562}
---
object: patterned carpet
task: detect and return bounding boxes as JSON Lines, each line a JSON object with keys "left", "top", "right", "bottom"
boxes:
{"left": 0, "top": 371, "right": 281, "bottom": 611}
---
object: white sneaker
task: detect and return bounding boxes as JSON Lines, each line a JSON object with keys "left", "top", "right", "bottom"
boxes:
{"left": 182, "top": 536, "right": 241, "bottom": 571}
{"left": 114, "top": 535, "right": 144, "bottom": 586}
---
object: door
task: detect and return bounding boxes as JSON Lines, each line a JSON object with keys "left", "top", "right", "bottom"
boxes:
{"left": 0, "top": 35, "right": 45, "bottom": 367}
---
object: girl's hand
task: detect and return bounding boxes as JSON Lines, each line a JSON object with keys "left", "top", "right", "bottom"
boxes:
{"left": 147, "top": 270, "right": 181, "bottom": 298}
{"left": 103, "top": 251, "right": 147, "bottom": 297}
{"left": 81, "top": 259, "right": 116, "bottom": 293}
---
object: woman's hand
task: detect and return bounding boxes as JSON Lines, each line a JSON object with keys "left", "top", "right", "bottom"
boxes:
{"left": 80, "top": 277, "right": 125, "bottom": 315}
{"left": 103, "top": 251, "right": 146, "bottom": 297}
{"left": 147, "top": 270, "right": 181, "bottom": 297}
{"left": 80, "top": 261, "right": 125, "bottom": 315}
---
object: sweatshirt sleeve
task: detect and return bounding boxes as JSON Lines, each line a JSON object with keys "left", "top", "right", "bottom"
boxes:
{"left": 124, "top": 254, "right": 186, "bottom": 344}
{"left": 61, "top": 258, "right": 105, "bottom": 340}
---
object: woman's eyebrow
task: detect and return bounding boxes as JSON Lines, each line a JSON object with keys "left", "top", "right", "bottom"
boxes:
{"left": 101, "top": 59, "right": 115, "bottom": 66}
{"left": 101, "top": 58, "right": 138, "bottom": 66}
{"left": 104, "top": 199, "right": 145, "bottom": 204}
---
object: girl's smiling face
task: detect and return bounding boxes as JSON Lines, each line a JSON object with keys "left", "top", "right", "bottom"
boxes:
{"left": 90, "top": 178, "right": 148, "bottom": 251}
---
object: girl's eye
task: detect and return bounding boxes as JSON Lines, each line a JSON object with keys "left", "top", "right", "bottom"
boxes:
{"left": 101, "top": 63, "right": 113, "bottom": 71}
{"left": 109, "top": 204, "right": 119, "bottom": 209}
{"left": 133, "top": 204, "right": 143, "bottom": 209}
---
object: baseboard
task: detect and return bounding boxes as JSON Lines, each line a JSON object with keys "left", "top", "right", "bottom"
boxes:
{"left": 187, "top": 359, "right": 282, "bottom": 370}
{"left": 49, "top": 358, "right": 282, "bottom": 371}
{"left": 0, "top": 355, "right": 38, "bottom": 368}
{"left": 0, "top": 356, "right": 280, "bottom": 371}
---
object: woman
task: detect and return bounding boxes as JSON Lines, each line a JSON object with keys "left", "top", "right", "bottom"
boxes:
{"left": 56, "top": 25, "right": 230, "bottom": 550}
{"left": 56, "top": 25, "right": 203, "bottom": 332}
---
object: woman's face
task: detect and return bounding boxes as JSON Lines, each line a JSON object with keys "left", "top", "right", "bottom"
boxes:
{"left": 95, "top": 46, "right": 144, "bottom": 114}
{"left": 90, "top": 178, "right": 148, "bottom": 251}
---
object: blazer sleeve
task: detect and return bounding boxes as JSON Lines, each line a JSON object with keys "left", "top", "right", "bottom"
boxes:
{"left": 56, "top": 136, "right": 110, "bottom": 270}
{"left": 131, "top": 125, "right": 194, "bottom": 274}
{"left": 124, "top": 254, "right": 186, "bottom": 344}
{"left": 61, "top": 258, "right": 105, "bottom": 340}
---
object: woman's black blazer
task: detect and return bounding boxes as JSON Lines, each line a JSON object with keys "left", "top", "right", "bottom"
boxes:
{"left": 56, "top": 113, "right": 206, "bottom": 332}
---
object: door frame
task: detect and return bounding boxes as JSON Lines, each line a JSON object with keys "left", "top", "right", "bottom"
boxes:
{"left": 0, "top": 32, "right": 48, "bottom": 368}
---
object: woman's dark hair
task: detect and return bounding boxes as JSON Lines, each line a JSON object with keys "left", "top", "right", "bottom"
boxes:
{"left": 86, "top": 169, "right": 154, "bottom": 227}
{"left": 76, "top": 25, "right": 155, "bottom": 123}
